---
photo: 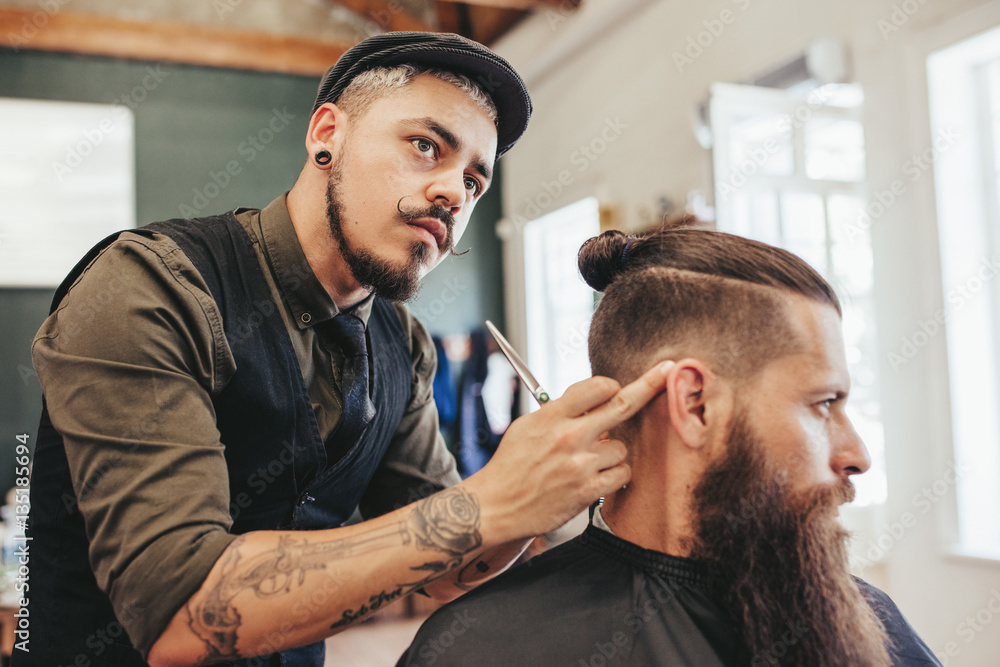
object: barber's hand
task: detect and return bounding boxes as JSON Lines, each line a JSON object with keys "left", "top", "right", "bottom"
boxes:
{"left": 465, "top": 360, "right": 674, "bottom": 543}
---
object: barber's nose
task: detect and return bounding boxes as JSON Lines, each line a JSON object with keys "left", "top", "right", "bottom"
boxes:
{"left": 831, "top": 418, "right": 871, "bottom": 476}
{"left": 426, "top": 170, "right": 466, "bottom": 215}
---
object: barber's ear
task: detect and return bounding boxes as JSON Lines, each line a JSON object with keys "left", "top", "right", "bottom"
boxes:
{"left": 305, "top": 102, "right": 348, "bottom": 159}
{"left": 666, "top": 360, "right": 720, "bottom": 450}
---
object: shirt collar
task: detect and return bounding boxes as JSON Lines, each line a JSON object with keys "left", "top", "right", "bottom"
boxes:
{"left": 592, "top": 503, "right": 616, "bottom": 535}
{"left": 256, "top": 194, "right": 374, "bottom": 330}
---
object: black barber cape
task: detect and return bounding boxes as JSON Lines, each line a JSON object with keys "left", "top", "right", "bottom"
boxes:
{"left": 397, "top": 523, "right": 941, "bottom": 666}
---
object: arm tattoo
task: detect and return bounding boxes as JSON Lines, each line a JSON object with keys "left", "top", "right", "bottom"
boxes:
{"left": 331, "top": 487, "right": 484, "bottom": 628}
{"left": 410, "top": 486, "right": 482, "bottom": 557}
{"left": 186, "top": 487, "right": 482, "bottom": 659}
{"left": 186, "top": 522, "right": 410, "bottom": 661}
{"left": 454, "top": 559, "right": 491, "bottom": 592}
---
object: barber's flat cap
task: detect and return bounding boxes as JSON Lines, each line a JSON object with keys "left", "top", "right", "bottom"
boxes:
{"left": 312, "top": 31, "right": 531, "bottom": 157}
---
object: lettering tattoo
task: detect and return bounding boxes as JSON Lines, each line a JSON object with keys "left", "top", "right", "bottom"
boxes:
{"left": 185, "top": 487, "right": 482, "bottom": 662}
{"left": 329, "top": 587, "right": 404, "bottom": 629}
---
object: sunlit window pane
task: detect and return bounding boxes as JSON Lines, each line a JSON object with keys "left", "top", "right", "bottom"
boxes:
{"left": 781, "top": 192, "right": 827, "bottom": 274}
{"left": 0, "top": 98, "right": 135, "bottom": 287}
{"left": 524, "top": 198, "right": 601, "bottom": 406}
{"left": 730, "top": 191, "right": 780, "bottom": 245}
{"left": 729, "top": 113, "right": 794, "bottom": 177}
{"left": 805, "top": 117, "right": 866, "bottom": 182}
{"left": 927, "top": 30, "right": 1000, "bottom": 554}
{"left": 828, "top": 194, "right": 874, "bottom": 294}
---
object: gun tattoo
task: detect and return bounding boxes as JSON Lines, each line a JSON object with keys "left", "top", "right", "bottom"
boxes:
{"left": 185, "top": 487, "right": 482, "bottom": 659}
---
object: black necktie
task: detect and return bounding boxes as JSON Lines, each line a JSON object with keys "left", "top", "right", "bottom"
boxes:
{"left": 324, "top": 313, "right": 376, "bottom": 456}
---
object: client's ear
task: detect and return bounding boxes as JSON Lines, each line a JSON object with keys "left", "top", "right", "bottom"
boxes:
{"left": 666, "top": 360, "right": 727, "bottom": 450}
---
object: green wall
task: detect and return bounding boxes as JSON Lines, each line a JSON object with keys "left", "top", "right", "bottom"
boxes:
{"left": 0, "top": 48, "right": 505, "bottom": 492}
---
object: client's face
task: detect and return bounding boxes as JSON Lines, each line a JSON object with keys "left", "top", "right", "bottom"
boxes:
{"left": 735, "top": 299, "right": 872, "bottom": 495}
{"left": 687, "top": 302, "right": 892, "bottom": 666}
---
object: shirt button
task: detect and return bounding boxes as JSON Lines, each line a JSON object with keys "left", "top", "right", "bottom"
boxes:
{"left": 300, "top": 312, "right": 312, "bottom": 324}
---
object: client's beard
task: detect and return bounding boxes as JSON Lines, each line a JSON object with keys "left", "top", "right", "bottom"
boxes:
{"left": 326, "top": 163, "right": 453, "bottom": 302}
{"left": 687, "top": 414, "right": 892, "bottom": 667}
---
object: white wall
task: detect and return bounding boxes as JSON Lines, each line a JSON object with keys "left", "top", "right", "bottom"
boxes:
{"left": 493, "top": 1, "right": 1000, "bottom": 665}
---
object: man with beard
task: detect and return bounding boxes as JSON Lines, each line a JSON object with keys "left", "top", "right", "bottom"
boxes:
{"left": 22, "top": 33, "right": 669, "bottom": 667}
{"left": 397, "top": 226, "right": 941, "bottom": 667}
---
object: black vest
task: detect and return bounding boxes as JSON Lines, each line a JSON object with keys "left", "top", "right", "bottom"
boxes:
{"left": 19, "top": 213, "right": 412, "bottom": 666}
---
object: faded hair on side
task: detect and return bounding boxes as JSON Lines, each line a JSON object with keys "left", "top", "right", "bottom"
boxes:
{"left": 335, "top": 64, "right": 498, "bottom": 126}
{"left": 578, "top": 225, "right": 840, "bottom": 386}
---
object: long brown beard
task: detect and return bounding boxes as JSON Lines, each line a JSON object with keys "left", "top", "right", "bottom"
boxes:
{"left": 687, "top": 414, "right": 893, "bottom": 667}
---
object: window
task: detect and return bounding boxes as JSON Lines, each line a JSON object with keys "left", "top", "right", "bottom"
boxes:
{"left": 710, "top": 82, "right": 887, "bottom": 508}
{"left": 522, "top": 198, "right": 601, "bottom": 408}
{"left": 928, "top": 26, "right": 1000, "bottom": 558}
{"left": 0, "top": 98, "right": 135, "bottom": 287}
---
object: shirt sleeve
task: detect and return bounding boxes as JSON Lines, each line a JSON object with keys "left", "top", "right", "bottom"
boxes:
{"left": 359, "top": 304, "right": 462, "bottom": 519}
{"left": 31, "top": 231, "right": 240, "bottom": 656}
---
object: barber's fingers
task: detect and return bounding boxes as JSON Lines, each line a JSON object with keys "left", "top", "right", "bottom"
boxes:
{"left": 590, "top": 437, "right": 628, "bottom": 471}
{"left": 580, "top": 360, "right": 674, "bottom": 435}
{"left": 549, "top": 376, "right": 624, "bottom": 418}
{"left": 590, "top": 460, "right": 632, "bottom": 497}
{"left": 553, "top": 360, "right": 673, "bottom": 419}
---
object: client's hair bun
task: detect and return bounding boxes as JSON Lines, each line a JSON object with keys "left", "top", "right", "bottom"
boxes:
{"left": 578, "top": 230, "right": 633, "bottom": 292}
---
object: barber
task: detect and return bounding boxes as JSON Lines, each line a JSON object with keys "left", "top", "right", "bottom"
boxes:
{"left": 21, "top": 32, "right": 668, "bottom": 666}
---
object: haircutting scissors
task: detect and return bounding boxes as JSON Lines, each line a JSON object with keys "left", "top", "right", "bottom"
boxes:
{"left": 484, "top": 320, "right": 550, "bottom": 405}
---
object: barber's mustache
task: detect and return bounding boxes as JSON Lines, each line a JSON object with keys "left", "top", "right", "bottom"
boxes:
{"left": 396, "top": 199, "right": 460, "bottom": 255}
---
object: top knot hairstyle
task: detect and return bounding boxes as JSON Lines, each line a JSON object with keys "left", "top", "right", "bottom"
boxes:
{"left": 578, "top": 225, "right": 840, "bottom": 386}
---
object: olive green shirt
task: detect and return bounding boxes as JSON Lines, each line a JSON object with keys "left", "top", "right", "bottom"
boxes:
{"left": 31, "top": 194, "right": 460, "bottom": 654}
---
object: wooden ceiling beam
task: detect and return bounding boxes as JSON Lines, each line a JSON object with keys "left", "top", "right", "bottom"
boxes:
{"left": 327, "top": 0, "right": 438, "bottom": 33}
{"left": 435, "top": 1, "right": 464, "bottom": 35}
{"left": 0, "top": 8, "right": 350, "bottom": 76}
{"left": 463, "top": 5, "right": 529, "bottom": 45}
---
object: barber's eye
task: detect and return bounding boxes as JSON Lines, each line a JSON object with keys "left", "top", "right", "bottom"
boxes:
{"left": 413, "top": 138, "right": 435, "bottom": 155}
{"left": 464, "top": 176, "right": 481, "bottom": 195}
